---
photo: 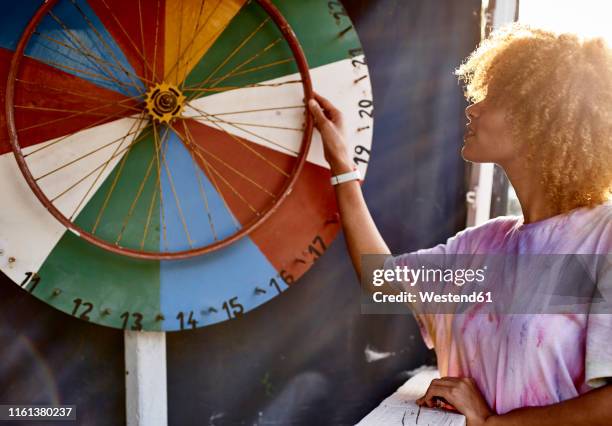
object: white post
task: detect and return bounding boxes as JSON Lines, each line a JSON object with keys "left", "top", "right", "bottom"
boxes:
{"left": 466, "top": 0, "right": 518, "bottom": 227}
{"left": 467, "top": 163, "right": 495, "bottom": 226}
{"left": 124, "top": 331, "right": 168, "bottom": 426}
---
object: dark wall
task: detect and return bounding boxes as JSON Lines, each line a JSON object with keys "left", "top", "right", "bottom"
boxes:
{"left": 165, "top": 1, "right": 480, "bottom": 425}
{"left": 0, "top": 0, "right": 480, "bottom": 425}
{"left": 0, "top": 283, "right": 125, "bottom": 426}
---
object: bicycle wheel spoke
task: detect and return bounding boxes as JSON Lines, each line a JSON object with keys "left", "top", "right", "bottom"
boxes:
{"left": 177, "top": 121, "right": 218, "bottom": 241}
{"left": 160, "top": 121, "right": 218, "bottom": 245}
{"left": 189, "top": 58, "right": 295, "bottom": 99}
{"left": 7, "top": 0, "right": 318, "bottom": 259}
{"left": 22, "top": 100, "right": 143, "bottom": 158}
{"left": 34, "top": 124, "right": 147, "bottom": 181}
{"left": 31, "top": 35, "right": 118, "bottom": 83}
{"left": 188, "top": 137, "right": 276, "bottom": 198}
{"left": 16, "top": 78, "right": 138, "bottom": 109}
{"left": 184, "top": 78, "right": 302, "bottom": 94}
{"left": 200, "top": 104, "right": 304, "bottom": 117}
{"left": 164, "top": 0, "right": 216, "bottom": 83}
{"left": 18, "top": 93, "right": 143, "bottom": 134}
{"left": 187, "top": 38, "right": 282, "bottom": 102}
{"left": 140, "top": 184, "right": 159, "bottom": 249}
{"left": 175, "top": 121, "right": 277, "bottom": 199}
{"left": 66, "top": 0, "right": 145, "bottom": 92}
{"left": 186, "top": 102, "right": 299, "bottom": 158}
{"left": 26, "top": 54, "right": 137, "bottom": 92}
{"left": 210, "top": 38, "right": 282, "bottom": 89}
{"left": 177, "top": 124, "right": 258, "bottom": 216}
{"left": 187, "top": 117, "right": 303, "bottom": 132}
{"left": 190, "top": 16, "right": 270, "bottom": 94}
{"left": 164, "top": 0, "right": 238, "bottom": 86}
{"left": 138, "top": 124, "right": 173, "bottom": 250}
{"left": 46, "top": 9, "right": 142, "bottom": 94}
{"left": 49, "top": 119, "right": 149, "bottom": 205}
{"left": 16, "top": 104, "right": 137, "bottom": 118}
{"left": 189, "top": 109, "right": 293, "bottom": 177}
{"left": 152, "top": 123, "right": 169, "bottom": 251}
{"left": 151, "top": 0, "right": 162, "bottom": 82}
{"left": 32, "top": 30, "right": 154, "bottom": 86}
{"left": 181, "top": 121, "right": 241, "bottom": 232}
{"left": 96, "top": 0, "right": 159, "bottom": 82}
{"left": 178, "top": 0, "right": 208, "bottom": 89}
{"left": 137, "top": 0, "right": 148, "bottom": 81}
{"left": 68, "top": 117, "right": 149, "bottom": 220}
{"left": 115, "top": 147, "right": 156, "bottom": 244}
{"left": 91, "top": 118, "right": 149, "bottom": 233}
{"left": 155, "top": 124, "right": 194, "bottom": 248}
{"left": 174, "top": 0, "right": 186, "bottom": 87}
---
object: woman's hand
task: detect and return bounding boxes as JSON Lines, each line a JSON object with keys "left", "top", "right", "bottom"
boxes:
{"left": 416, "top": 377, "right": 496, "bottom": 426}
{"left": 307, "top": 93, "right": 353, "bottom": 174}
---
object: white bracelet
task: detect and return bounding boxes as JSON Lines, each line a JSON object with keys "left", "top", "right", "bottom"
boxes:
{"left": 330, "top": 169, "right": 361, "bottom": 186}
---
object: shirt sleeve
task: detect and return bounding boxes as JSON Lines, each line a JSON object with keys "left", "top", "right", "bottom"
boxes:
{"left": 585, "top": 255, "right": 612, "bottom": 388}
{"left": 382, "top": 225, "right": 476, "bottom": 350}
{"left": 382, "top": 216, "right": 516, "bottom": 350}
{"left": 383, "top": 252, "right": 436, "bottom": 349}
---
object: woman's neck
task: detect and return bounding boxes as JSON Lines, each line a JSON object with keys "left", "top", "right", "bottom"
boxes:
{"left": 501, "top": 161, "right": 560, "bottom": 225}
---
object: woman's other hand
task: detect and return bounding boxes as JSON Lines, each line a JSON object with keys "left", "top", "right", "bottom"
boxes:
{"left": 416, "top": 377, "right": 496, "bottom": 426}
{"left": 307, "top": 92, "right": 353, "bottom": 174}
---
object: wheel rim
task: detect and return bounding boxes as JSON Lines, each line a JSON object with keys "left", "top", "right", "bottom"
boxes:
{"left": 6, "top": 0, "right": 314, "bottom": 260}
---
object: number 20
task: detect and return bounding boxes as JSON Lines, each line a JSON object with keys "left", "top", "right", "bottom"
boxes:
{"left": 358, "top": 99, "right": 373, "bottom": 119}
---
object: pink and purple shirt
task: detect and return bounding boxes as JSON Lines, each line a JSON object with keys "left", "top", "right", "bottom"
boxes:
{"left": 385, "top": 201, "right": 612, "bottom": 414}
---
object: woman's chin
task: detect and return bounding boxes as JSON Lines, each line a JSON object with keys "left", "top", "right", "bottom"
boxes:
{"left": 461, "top": 142, "right": 477, "bottom": 162}
{"left": 461, "top": 137, "right": 492, "bottom": 163}
{"left": 461, "top": 143, "right": 487, "bottom": 163}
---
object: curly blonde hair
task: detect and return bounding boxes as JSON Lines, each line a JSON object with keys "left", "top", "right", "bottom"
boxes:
{"left": 455, "top": 23, "right": 612, "bottom": 212}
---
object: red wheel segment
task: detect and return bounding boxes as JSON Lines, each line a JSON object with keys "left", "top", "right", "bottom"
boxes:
{"left": 6, "top": 0, "right": 314, "bottom": 260}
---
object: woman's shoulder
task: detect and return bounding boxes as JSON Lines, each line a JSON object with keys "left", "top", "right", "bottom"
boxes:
{"left": 576, "top": 200, "right": 612, "bottom": 224}
{"left": 445, "top": 200, "right": 611, "bottom": 252}
{"left": 454, "top": 215, "right": 520, "bottom": 241}
{"left": 560, "top": 200, "right": 612, "bottom": 237}
{"left": 566, "top": 201, "right": 612, "bottom": 252}
{"left": 444, "top": 215, "right": 520, "bottom": 252}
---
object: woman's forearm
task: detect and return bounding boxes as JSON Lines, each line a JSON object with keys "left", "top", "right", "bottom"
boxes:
{"left": 331, "top": 170, "right": 390, "bottom": 279}
{"left": 487, "top": 385, "right": 612, "bottom": 426}
{"left": 307, "top": 94, "right": 390, "bottom": 280}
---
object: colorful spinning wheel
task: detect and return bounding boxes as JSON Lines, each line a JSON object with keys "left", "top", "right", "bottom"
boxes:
{"left": 0, "top": 0, "right": 374, "bottom": 331}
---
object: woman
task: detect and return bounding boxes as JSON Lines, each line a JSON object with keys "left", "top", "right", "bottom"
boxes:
{"left": 307, "top": 24, "right": 612, "bottom": 425}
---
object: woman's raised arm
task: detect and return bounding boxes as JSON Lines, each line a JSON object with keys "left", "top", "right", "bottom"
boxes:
{"left": 308, "top": 93, "right": 390, "bottom": 279}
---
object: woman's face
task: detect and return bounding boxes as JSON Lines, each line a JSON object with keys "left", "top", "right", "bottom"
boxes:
{"left": 462, "top": 98, "right": 517, "bottom": 165}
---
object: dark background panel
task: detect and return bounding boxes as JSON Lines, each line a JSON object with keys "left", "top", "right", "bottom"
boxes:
{"left": 0, "top": 281, "right": 125, "bottom": 426}
{"left": 166, "top": 0, "right": 480, "bottom": 425}
{"left": 0, "top": 0, "right": 480, "bottom": 425}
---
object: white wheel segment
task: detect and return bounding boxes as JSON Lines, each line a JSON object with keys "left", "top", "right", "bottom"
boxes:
{"left": 0, "top": 116, "right": 145, "bottom": 283}
{"left": 184, "top": 56, "right": 373, "bottom": 174}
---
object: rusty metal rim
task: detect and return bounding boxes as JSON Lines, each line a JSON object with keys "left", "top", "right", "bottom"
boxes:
{"left": 6, "top": 0, "right": 314, "bottom": 260}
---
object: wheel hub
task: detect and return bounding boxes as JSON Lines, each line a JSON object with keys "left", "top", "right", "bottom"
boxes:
{"left": 145, "top": 82, "right": 185, "bottom": 123}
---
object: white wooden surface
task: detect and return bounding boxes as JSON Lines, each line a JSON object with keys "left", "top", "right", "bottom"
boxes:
{"left": 125, "top": 331, "right": 168, "bottom": 426}
{"left": 356, "top": 367, "right": 466, "bottom": 426}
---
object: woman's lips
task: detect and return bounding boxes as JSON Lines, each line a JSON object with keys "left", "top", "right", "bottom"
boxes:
{"left": 464, "top": 125, "right": 476, "bottom": 140}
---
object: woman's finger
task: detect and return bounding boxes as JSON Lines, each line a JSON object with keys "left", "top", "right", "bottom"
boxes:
{"left": 416, "top": 384, "right": 454, "bottom": 409}
{"left": 314, "top": 92, "right": 342, "bottom": 122}
{"left": 429, "top": 378, "right": 456, "bottom": 386}
{"left": 308, "top": 99, "right": 329, "bottom": 127}
{"left": 314, "top": 92, "right": 337, "bottom": 111}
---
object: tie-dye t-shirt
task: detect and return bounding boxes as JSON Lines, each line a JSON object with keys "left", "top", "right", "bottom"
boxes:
{"left": 384, "top": 201, "right": 612, "bottom": 415}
